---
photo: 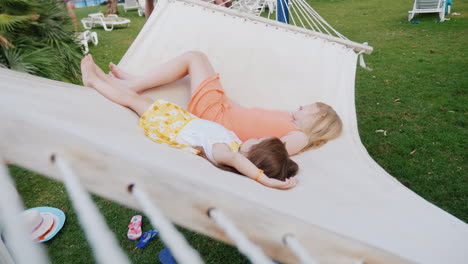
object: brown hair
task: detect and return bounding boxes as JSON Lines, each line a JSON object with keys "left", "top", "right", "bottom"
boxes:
{"left": 197, "top": 138, "right": 298, "bottom": 181}
{"left": 246, "top": 138, "right": 298, "bottom": 181}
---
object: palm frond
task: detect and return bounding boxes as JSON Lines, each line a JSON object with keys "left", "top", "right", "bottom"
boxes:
{"left": 0, "top": 0, "right": 35, "bottom": 14}
{"left": 2, "top": 46, "right": 64, "bottom": 80}
{"left": 0, "top": 14, "right": 38, "bottom": 32}
{"left": 1, "top": 0, "right": 83, "bottom": 82}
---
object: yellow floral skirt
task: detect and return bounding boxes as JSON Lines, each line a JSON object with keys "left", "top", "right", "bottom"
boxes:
{"left": 139, "top": 99, "right": 199, "bottom": 154}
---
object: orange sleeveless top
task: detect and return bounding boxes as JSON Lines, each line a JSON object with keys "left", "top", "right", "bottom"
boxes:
{"left": 188, "top": 74, "right": 301, "bottom": 141}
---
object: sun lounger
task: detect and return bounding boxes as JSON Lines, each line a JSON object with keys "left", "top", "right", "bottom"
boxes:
{"left": 124, "top": 0, "right": 145, "bottom": 16}
{"left": 81, "top": 13, "right": 131, "bottom": 31}
{"left": 137, "top": 0, "right": 147, "bottom": 16}
{"left": 75, "top": 30, "right": 98, "bottom": 54}
{"left": 408, "top": 0, "right": 446, "bottom": 21}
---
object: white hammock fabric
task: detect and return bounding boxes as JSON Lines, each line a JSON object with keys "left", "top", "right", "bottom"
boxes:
{"left": 0, "top": 0, "right": 466, "bottom": 263}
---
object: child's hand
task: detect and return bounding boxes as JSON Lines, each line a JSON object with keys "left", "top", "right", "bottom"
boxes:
{"left": 262, "top": 177, "right": 298, "bottom": 190}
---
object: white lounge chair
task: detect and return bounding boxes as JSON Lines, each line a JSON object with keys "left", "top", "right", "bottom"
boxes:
{"left": 81, "top": 13, "right": 131, "bottom": 32}
{"left": 75, "top": 30, "right": 98, "bottom": 54}
{"left": 408, "top": 0, "right": 446, "bottom": 21}
{"left": 124, "top": 0, "right": 145, "bottom": 16}
{"left": 137, "top": 0, "right": 146, "bottom": 16}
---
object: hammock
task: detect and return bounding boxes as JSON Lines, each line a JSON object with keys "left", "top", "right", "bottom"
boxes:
{"left": 0, "top": 0, "right": 466, "bottom": 263}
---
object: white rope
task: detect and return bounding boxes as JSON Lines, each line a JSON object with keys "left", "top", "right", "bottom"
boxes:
{"left": 357, "top": 44, "right": 372, "bottom": 71}
{"left": 276, "top": 0, "right": 290, "bottom": 24}
{"left": 208, "top": 209, "right": 274, "bottom": 264}
{"left": 255, "top": 0, "right": 266, "bottom": 16}
{"left": 283, "top": 235, "right": 319, "bottom": 264}
{"left": 293, "top": 0, "right": 320, "bottom": 32}
{"left": 132, "top": 186, "right": 204, "bottom": 264}
{"left": 257, "top": 0, "right": 268, "bottom": 16}
{"left": 277, "top": 0, "right": 289, "bottom": 25}
{"left": 295, "top": 0, "right": 327, "bottom": 34}
{"left": 55, "top": 156, "right": 130, "bottom": 264}
{"left": 289, "top": 0, "right": 307, "bottom": 30}
{"left": 285, "top": 0, "right": 299, "bottom": 27}
{"left": 296, "top": 0, "right": 347, "bottom": 39}
{"left": 0, "top": 162, "right": 49, "bottom": 264}
{"left": 234, "top": 0, "right": 348, "bottom": 40}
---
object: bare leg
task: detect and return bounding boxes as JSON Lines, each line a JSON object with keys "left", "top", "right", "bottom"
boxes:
{"left": 81, "top": 55, "right": 152, "bottom": 116}
{"left": 109, "top": 51, "right": 216, "bottom": 95}
{"left": 92, "top": 56, "right": 145, "bottom": 94}
{"left": 145, "top": 0, "right": 154, "bottom": 19}
{"left": 109, "top": 62, "right": 137, "bottom": 80}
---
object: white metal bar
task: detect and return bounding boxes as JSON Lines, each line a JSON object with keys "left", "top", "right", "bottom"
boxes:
{"left": 132, "top": 186, "right": 204, "bottom": 264}
{"left": 55, "top": 156, "right": 131, "bottom": 264}
{"left": 0, "top": 162, "right": 49, "bottom": 264}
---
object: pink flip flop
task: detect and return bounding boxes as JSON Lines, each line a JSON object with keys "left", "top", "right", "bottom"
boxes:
{"left": 127, "top": 215, "right": 142, "bottom": 240}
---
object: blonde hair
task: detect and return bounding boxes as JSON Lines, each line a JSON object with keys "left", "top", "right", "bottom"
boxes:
{"left": 301, "top": 102, "right": 343, "bottom": 152}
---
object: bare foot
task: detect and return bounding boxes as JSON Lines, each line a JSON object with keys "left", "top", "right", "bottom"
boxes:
{"left": 88, "top": 55, "right": 133, "bottom": 89}
{"left": 81, "top": 55, "right": 99, "bottom": 87}
{"left": 85, "top": 55, "right": 143, "bottom": 93}
{"left": 109, "top": 62, "right": 138, "bottom": 80}
{"left": 88, "top": 54, "right": 112, "bottom": 82}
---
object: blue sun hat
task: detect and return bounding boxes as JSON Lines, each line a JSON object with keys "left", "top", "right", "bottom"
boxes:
{"left": 23, "top": 207, "right": 65, "bottom": 242}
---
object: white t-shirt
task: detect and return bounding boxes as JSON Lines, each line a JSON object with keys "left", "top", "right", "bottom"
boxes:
{"left": 177, "top": 119, "right": 242, "bottom": 164}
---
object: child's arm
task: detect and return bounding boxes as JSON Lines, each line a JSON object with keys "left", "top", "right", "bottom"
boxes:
{"left": 281, "top": 131, "right": 308, "bottom": 156}
{"left": 212, "top": 144, "right": 298, "bottom": 190}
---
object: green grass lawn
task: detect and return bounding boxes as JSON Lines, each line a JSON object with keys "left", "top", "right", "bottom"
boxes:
{"left": 8, "top": 0, "right": 468, "bottom": 263}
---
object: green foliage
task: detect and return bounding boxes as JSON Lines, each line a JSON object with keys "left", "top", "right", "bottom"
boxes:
{"left": 0, "top": 0, "right": 33, "bottom": 14}
{"left": 0, "top": 0, "right": 82, "bottom": 82}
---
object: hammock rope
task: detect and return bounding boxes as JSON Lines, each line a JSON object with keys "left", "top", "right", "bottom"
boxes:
{"left": 54, "top": 155, "right": 131, "bottom": 264}
{"left": 208, "top": 209, "right": 275, "bottom": 264}
{"left": 283, "top": 235, "right": 319, "bottom": 264}
{"left": 131, "top": 185, "right": 205, "bottom": 264}
{"left": 230, "top": 0, "right": 349, "bottom": 40}
{"left": 277, "top": 0, "right": 289, "bottom": 26}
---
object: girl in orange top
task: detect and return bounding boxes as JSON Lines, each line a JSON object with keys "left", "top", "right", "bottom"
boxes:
{"left": 109, "top": 51, "right": 343, "bottom": 156}
{"left": 82, "top": 55, "right": 298, "bottom": 190}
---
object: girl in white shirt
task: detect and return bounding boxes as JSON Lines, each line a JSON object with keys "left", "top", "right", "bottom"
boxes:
{"left": 81, "top": 55, "right": 298, "bottom": 190}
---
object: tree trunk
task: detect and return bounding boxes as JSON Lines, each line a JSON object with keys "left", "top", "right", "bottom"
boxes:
{"left": 106, "top": 0, "right": 119, "bottom": 15}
